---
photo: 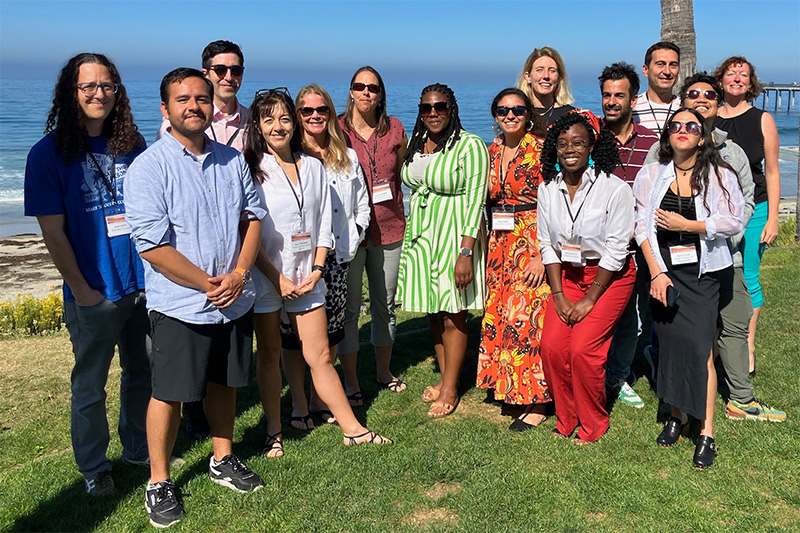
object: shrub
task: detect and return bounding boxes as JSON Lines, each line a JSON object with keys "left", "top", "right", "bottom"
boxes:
{"left": 0, "top": 292, "right": 64, "bottom": 337}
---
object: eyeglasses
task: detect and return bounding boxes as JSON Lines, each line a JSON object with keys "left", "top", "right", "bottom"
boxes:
{"left": 556, "top": 139, "right": 589, "bottom": 152}
{"left": 351, "top": 82, "right": 381, "bottom": 94}
{"left": 685, "top": 89, "right": 717, "bottom": 101}
{"left": 667, "top": 120, "right": 702, "bottom": 135}
{"left": 255, "top": 87, "right": 291, "bottom": 98}
{"left": 208, "top": 64, "right": 245, "bottom": 77}
{"left": 419, "top": 102, "right": 449, "bottom": 115}
{"left": 299, "top": 105, "right": 331, "bottom": 117}
{"left": 76, "top": 82, "right": 119, "bottom": 95}
{"left": 495, "top": 105, "right": 528, "bottom": 117}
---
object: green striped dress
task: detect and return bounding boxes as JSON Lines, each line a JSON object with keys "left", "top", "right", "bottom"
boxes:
{"left": 398, "top": 130, "right": 489, "bottom": 313}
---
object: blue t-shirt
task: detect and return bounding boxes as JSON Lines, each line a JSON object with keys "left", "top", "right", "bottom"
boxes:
{"left": 24, "top": 134, "right": 146, "bottom": 302}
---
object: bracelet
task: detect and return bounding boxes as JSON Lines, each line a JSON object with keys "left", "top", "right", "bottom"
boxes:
{"left": 650, "top": 272, "right": 666, "bottom": 282}
{"left": 592, "top": 280, "right": 608, "bottom": 290}
{"left": 312, "top": 264, "right": 325, "bottom": 274}
{"left": 551, "top": 290, "right": 563, "bottom": 295}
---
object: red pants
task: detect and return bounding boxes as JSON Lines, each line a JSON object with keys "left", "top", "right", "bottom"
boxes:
{"left": 540, "top": 258, "right": 635, "bottom": 442}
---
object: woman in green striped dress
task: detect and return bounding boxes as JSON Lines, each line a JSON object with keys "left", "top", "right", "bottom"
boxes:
{"left": 398, "top": 84, "right": 489, "bottom": 418}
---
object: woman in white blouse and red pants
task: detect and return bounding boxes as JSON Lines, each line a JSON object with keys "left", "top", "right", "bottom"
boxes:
{"left": 537, "top": 110, "right": 635, "bottom": 444}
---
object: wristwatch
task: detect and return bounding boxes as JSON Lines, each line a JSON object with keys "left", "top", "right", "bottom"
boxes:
{"left": 459, "top": 247, "right": 473, "bottom": 257}
{"left": 234, "top": 267, "right": 252, "bottom": 284}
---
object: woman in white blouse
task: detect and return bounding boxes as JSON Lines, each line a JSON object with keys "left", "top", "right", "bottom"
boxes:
{"left": 537, "top": 109, "right": 635, "bottom": 444}
{"left": 280, "top": 84, "right": 371, "bottom": 429}
{"left": 633, "top": 108, "right": 744, "bottom": 469}
{"left": 242, "top": 88, "right": 391, "bottom": 456}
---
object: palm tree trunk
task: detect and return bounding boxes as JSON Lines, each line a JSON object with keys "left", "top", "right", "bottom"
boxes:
{"left": 660, "top": 0, "right": 696, "bottom": 94}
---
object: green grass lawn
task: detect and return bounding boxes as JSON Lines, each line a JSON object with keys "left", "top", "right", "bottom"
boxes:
{"left": 2, "top": 247, "right": 799, "bottom": 532}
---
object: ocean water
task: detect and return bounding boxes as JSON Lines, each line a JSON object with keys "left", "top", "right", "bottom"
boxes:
{"left": 2, "top": 79, "right": 798, "bottom": 237}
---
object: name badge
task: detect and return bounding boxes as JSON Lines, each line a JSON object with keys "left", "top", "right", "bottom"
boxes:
{"left": 669, "top": 242, "right": 698, "bottom": 265}
{"left": 291, "top": 233, "right": 312, "bottom": 253}
{"left": 372, "top": 182, "right": 393, "bottom": 204}
{"left": 491, "top": 207, "right": 515, "bottom": 231}
{"left": 561, "top": 242, "right": 582, "bottom": 264}
{"left": 105, "top": 213, "right": 131, "bottom": 237}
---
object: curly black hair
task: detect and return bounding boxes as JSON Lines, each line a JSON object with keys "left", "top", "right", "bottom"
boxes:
{"left": 541, "top": 111, "right": 619, "bottom": 182}
{"left": 44, "top": 53, "right": 143, "bottom": 161}
{"left": 678, "top": 72, "right": 723, "bottom": 106}
{"left": 404, "top": 83, "right": 463, "bottom": 164}
{"left": 657, "top": 107, "right": 737, "bottom": 212}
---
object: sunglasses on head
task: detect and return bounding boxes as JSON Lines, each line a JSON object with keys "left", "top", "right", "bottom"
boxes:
{"left": 351, "top": 82, "right": 381, "bottom": 94}
{"left": 298, "top": 105, "right": 331, "bottom": 117}
{"left": 667, "top": 120, "right": 702, "bottom": 135}
{"left": 255, "top": 87, "right": 291, "bottom": 99}
{"left": 495, "top": 105, "right": 528, "bottom": 117}
{"left": 208, "top": 64, "right": 245, "bottom": 77}
{"left": 419, "top": 102, "right": 449, "bottom": 115}
{"left": 685, "top": 89, "right": 717, "bottom": 101}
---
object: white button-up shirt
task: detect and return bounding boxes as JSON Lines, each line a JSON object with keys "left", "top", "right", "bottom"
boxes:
{"left": 328, "top": 148, "right": 370, "bottom": 264}
{"left": 538, "top": 168, "right": 635, "bottom": 272}
{"left": 633, "top": 161, "right": 745, "bottom": 276}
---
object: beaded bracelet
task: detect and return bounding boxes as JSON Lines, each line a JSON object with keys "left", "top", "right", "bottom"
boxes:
{"left": 592, "top": 280, "right": 608, "bottom": 290}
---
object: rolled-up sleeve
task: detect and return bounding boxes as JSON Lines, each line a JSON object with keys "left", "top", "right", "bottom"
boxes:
{"left": 126, "top": 156, "right": 171, "bottom": 253}
{"left": 600, "top": 183, "right": 635, "bottom": 271}
{"left": 460, "top": 136, "right": 489, "bottom": 239}
{"left": 537, "top": 183, "right": 560, "bottom": 265}
{"left": 705, "top": 167, "right": 745, "bottom": 239}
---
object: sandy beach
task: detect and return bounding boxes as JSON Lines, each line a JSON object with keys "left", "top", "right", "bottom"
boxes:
{"left": 1, "top": 200, "right": 797, "bottom": 304}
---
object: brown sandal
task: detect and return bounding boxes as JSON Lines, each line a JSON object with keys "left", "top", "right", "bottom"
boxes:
{"left": 427, "top": 399, "right": 458, "bottom": 418}
{"left": 421, "top": 386, "right": 440, "bottom": 403}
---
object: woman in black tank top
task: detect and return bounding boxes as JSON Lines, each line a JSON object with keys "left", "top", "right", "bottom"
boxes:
{"left": 713, "top": 56, "right": 781, "bottom": 375}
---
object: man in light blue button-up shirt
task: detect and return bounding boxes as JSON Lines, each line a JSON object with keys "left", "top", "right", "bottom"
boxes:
{"left": 126, "top": 67, "right": 266, "bottom": 528}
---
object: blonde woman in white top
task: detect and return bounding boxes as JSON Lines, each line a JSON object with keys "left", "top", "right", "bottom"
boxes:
{"left": 242, "top": 89, "right": 391, "bottom": 457}
{"left": 280, "top": 84, "right": 370, "bottom": 429}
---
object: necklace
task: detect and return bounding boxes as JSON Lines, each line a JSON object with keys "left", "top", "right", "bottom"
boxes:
{"left": 674, "top": 162, "right": 695, "bottom": 176}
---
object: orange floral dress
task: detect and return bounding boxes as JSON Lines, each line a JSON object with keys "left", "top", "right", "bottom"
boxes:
{"left": 476, "top": 132, "right": 552, "bottom": 405}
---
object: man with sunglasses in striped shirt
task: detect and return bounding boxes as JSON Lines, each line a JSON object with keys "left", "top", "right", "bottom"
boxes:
{"left": 157, "top": 40, "right": 249, "bottom": 153}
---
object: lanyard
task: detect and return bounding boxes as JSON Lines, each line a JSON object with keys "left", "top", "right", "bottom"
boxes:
{"left": 210, "top": 122, "right": 241, "bottom": 147}
{"left": 561, "top": 174, "right": 598, "bottom": 236}
{"left": 675, "top": 173, "right": 687, "bottom": 241}
{"left": 279, "top": 154, "right": 304, "bottom": 224}
{"left": 617, "top": 132, "right": 638, "bottom": 181}
{"left": 646, "top": 96, "right": 675, "bottom": 134}
{"left": 357, "top": 132, "right": 379, "bottom": 185}
{"left": 88, "top": 152, "right": 117, "bottom": 204}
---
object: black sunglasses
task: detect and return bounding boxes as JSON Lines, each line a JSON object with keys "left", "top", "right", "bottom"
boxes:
{"left": 208, "top": 64, "right": 245, "bottom": 77}
{"left": 495, "top": 105, "right": 528, "bottom": 117}
{"left": 667, "top": 120, "right": 702, "bottom": 135}
{"left": 299, "top": 105, "right": 331, "bottom": 117}
{"left": 255, "top": 87, "right": 291, "bottom": 99}
{"left": 351, "top": 82, "right": 381, "bottom": 94}
{"left": 419, "top": 102, "right": 449, "bottom": 115}
{"left": 686, "top": 89, "right": 717, "bottom": 101}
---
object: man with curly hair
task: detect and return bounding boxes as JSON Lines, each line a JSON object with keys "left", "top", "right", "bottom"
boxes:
{"left": 24, "top": 53, "right": 151, "bottom": 496}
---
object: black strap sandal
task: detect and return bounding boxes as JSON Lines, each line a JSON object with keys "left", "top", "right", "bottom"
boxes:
{"left": 343, "top": 429, "right": 393, "bottom": 446}
{"left": 377, "top": 378, "right": 407, "bottom": 393}
{"left": 289, "top": 414, "right": 313, "bottom": 431}
{"left": 310, "top": 409, "right": 337, "bottom": 425}
{"left": 346, "top": 391, "right": 364, "bottom": 407}
{"left": 262, "top": 432, "right": 283, "bottom": 457}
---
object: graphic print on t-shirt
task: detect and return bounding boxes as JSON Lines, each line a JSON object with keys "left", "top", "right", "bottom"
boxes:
{"left": 79, "top": 153, "right": 124, "bottom": 210}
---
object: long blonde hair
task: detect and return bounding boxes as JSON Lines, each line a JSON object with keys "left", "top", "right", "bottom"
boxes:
{"left": 515, "top": 46, "right": 574, "bottom": 107}
{"left": 295, "top": 84, "right": 350, "bottom": 173}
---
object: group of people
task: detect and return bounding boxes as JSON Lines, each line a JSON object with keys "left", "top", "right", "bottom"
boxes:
{"left": 23, "top": 39, "right": 785, "bottom": 529}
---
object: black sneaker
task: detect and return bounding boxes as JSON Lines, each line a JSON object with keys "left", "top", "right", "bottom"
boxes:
{"left": 85, "top": 470, "right": 116, "bottom": 496}
{"left": 208, "top": 454, "right": 264, "bottom": 493}
{"left": 145, "top": 480, "right": 184, "bottom": 529}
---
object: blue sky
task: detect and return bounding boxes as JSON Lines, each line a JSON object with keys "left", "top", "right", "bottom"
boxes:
{"left": 1, "top": 0, "right": 798, "bottom": 85}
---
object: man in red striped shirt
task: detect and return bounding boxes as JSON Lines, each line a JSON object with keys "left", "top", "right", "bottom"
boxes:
{"left": 599, "top": 62, "right": 659, "bottom": 409}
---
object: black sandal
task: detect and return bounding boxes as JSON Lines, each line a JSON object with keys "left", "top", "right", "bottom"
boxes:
{"left": 310, "top": 409, "right": 337, "bottom": 425}
{"left": 289, "top": 414, "right": 313, "bottom": 431}
{"left": 343, "top": 429, "right": 393, "bottom": 446}
{"left": 262, "top": 432, "right": 283, "bottom": 458}
{"left": 377, "top": 378, "right": 407, "bottom": 393}
{"left": 346, "top": 391, "right": 364, "bottom": 407}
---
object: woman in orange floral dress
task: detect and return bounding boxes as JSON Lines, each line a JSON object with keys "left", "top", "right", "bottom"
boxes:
{"left": 477, "top": 88, "right": 552, "bottom": 431}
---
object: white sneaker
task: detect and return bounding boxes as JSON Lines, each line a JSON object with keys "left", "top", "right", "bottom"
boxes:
{"left": 618, "top": 382, "right": 644, "bottom": 408}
